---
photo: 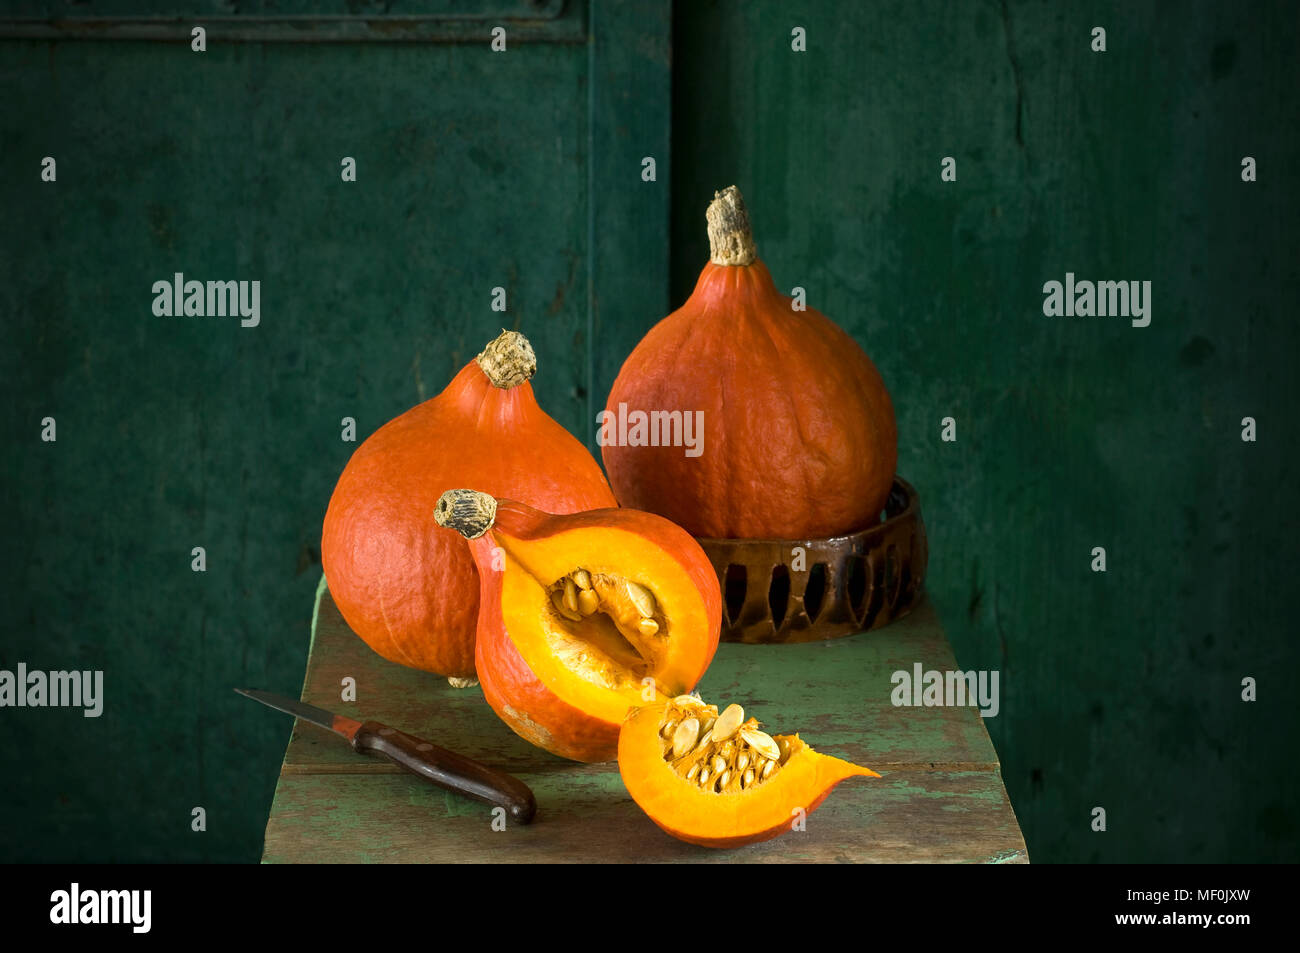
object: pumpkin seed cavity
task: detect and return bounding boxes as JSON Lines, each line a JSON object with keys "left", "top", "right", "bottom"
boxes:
{"left": 657, "top": 699, "right": 793, "bottom": 793}
{"left": 544, "top": 568, "right": 667, "bottom": 691}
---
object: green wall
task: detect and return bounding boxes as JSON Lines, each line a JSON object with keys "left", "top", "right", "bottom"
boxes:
{"left": 672, "top": 0, "right": 1299, "bottom": 861}
{"left": 1, "top": 0, "right": 1296, "bottom": 862}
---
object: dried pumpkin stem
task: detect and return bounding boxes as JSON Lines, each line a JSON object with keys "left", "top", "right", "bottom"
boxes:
{"left": 476, "top": 330, "right": 537, "bottom": 389}
{"left": 706, "top": 185, "right": 757, "bottom": 267}
{"left": 435, "top": 489, "right": 498, "bottom": 539}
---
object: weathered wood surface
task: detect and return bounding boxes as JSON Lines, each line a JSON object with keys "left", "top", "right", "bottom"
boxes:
{"left": 261, "top": 579, "right": 1028, "bottom": 863}
{"left": 265, "top": 769, "right": 1024, "bottom": 864}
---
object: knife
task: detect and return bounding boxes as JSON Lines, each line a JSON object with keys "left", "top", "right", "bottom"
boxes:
{"left": 236, "top": 688, "right": 536, "bottom": 824}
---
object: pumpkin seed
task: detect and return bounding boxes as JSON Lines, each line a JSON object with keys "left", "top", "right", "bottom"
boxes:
{"left": 562, "top": 577, "right": 579, "bottom": 613}
{"left": 740, "top": 727, "right": 780, "bottom": 762}
{"left": 717, "top": 770, "right": 730, "bottom": 792}
{"left": 576, "top": 588, "right": 599, "bottom": 616}
{"left": 572, "top": 568, "right": 592, "bottom": 591}
{"left": 742, "top": 768, "right": 755, "bottom": 788}
{"left": 674, "top": 694, "right": 703, "bottom": 707}
{"left": 625, "top": 580, "right": 656, "bottom": 618}
{"left": 761, "top": 759, "right": 776, "bottom": 779}
{"left": 711, "top": 755, "right": 726, "bottom": 775}
{"left": 736, "top": 752, "right": 750, "bottom": 773}
{"left": 637, "top": 618, "right": 660, "bottom": 639}
{"left": 698, "top": 767, "right": 710, "bottom": 786}
{"left": 712, "top": 704, "right": 744, "bottom": 742}
{"left": 671, "top": 717, "right": 700, "bottom": 758}
{"left": 660, "top": 720, "right": 678, "bottom": 740}
{"left": 550, "top": 590, "right": 583, "bottom": 622}
{"left": 686, "top": 763, "right": 700, "bottom": 781}
{"left": 694, "top": 729, "right": 713, "bottom": 752}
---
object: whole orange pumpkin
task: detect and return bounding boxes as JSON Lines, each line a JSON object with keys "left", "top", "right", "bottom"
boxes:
{"left": 602, "top": 186, "right": 897, "bottom": 539}
{"left": 321, "top": 330, "right": 617, "bottom": 680}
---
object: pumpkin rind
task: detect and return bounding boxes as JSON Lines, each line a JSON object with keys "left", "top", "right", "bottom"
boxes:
{"left": 321, "top": 332, "right": 617, "bottom": 678}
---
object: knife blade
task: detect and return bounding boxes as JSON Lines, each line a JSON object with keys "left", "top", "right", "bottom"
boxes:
{"left": 236, "top": 688, "right": 536, "bottom": 824}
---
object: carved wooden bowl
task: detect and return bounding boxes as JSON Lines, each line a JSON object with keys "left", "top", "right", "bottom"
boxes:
{"left": 695, "top": 477, "right": 927, "bottom": 643}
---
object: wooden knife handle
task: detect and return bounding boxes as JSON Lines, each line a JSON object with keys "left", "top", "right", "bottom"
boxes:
{"left": 352, "top": 721, "right": 537, "bottom": 825}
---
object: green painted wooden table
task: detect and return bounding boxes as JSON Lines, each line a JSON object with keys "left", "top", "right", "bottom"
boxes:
{"left": 261, "top": 578, "right": 1027, "bottom": 863}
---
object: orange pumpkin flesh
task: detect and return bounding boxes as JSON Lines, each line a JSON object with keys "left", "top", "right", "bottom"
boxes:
{"left": 618, "top": 697, "right": 879, "bottom": 848}
{"left": 436, "top": 490, "right": 722, "bottom": 763}
{"left": 603, "top": 186, "right": 897, "bottom": 539}
{"left": 321, "top": 331, "right": 617, "bottom": 680}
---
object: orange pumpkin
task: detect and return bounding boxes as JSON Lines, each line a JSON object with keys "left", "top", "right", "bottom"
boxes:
{"left": 618, "top": 695, "right": 879, "bottom": 847}
{"left": 603, "top": 186, "right": 897, "bottom": 539}
{"left": 434, "top": 489, "right": 722, "bottom": 762}
{"left": 321, "top": 331, "right": 617, "bottom": 680}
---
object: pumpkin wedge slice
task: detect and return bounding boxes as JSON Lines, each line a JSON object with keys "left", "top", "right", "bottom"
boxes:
{"left": 436, "top": 489, "right": 722, "bottom": 763}
{"left": 619, "top": 696, "right": 880, "bottom": 847}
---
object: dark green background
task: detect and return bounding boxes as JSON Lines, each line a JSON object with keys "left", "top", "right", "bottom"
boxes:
{"left": 1, "top": 0, "right": 1296, "bottom": 862}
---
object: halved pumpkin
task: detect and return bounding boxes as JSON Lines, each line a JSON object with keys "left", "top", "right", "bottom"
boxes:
{"left": 619, "top": 695, "right": 879, "bottom": 847}
{"left": 435, "top": 489, "right": 722, "bottom": 763}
